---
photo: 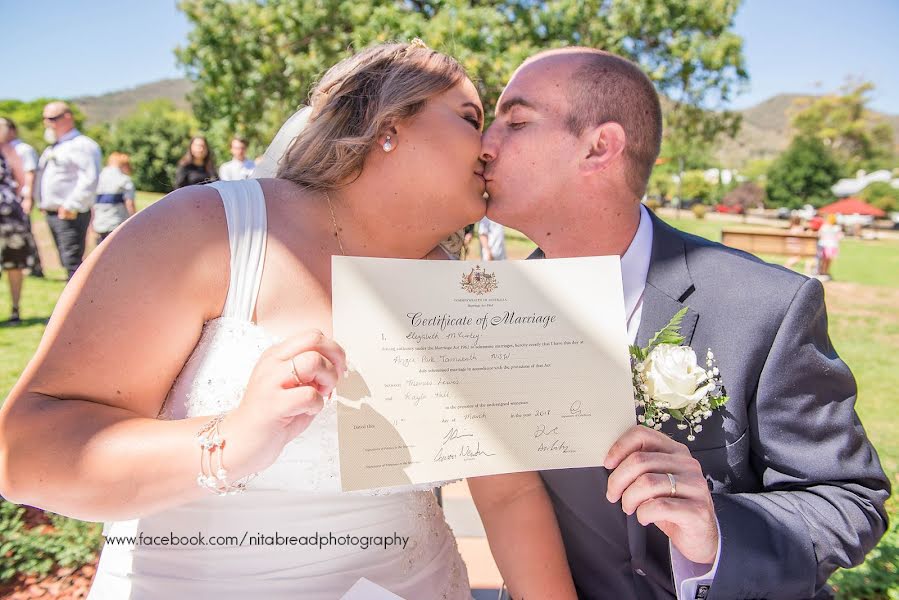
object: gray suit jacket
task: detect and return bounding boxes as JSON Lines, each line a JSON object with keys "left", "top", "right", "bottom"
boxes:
{"left": 533, "top": 211, "right": 890, "bottom": 599}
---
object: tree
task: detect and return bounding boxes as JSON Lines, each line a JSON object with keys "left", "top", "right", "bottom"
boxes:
{"left": 0, "top": 99, "right": 89, "bottom": 152}
{"left": 860, "top": 181, "right": 899, "bottom": 214}
{"left": 678, "top": 170, "right": 714, "bottom": 204}
{"left": 176, "top": 0, "right": 748, "bottom": 151}
{"left": 106, "top": 100, "right": 196, "bottom": 193}
{"left": 721, "top": 181, "right": 764, "bottom": 210}
{"left": 647, "top": 169, "right": 672, "bottom": 200}
{"left": 791, "top": 81, "right": 896, "bottom": 175}
{"left": 765, "top": 136, "right": 842, "bottom": 209}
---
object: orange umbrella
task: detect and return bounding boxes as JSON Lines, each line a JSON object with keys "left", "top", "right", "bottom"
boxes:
{"left": 818, "top": 197, "right": 886, "bottom": 217}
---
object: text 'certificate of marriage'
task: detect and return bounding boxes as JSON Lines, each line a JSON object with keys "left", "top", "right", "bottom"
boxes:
{"left": 332, "top": 256, "right": 635, "bottom": 492}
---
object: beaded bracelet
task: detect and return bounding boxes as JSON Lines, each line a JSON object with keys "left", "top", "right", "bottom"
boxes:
{"left": 195, "top": 413, "right": 256, "bottom": 496}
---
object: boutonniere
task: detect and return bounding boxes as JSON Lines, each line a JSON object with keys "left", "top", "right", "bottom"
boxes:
{"left": 629, "top": 307, "right": 728, "bottom": 442}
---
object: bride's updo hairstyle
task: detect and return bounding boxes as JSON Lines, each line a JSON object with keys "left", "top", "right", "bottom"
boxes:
{"left": 277, "top": 40, "right": 468, "bottom": 191}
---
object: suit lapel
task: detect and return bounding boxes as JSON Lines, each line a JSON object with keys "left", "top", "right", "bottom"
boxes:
{"left": 636, "top": 211, "right": 699, "bottom": 348}
{"left": 629, "top": 210, "right": 700, "bottom": 574}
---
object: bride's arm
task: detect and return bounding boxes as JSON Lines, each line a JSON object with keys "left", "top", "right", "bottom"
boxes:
{"left": 0, "top": 189, "right": 229, "bottom": 521}
{"left": 468, "top": 472, "right": 577, "bottom": 599}
{"left": 0, "top": 187, "right": 341, "bottom": 522}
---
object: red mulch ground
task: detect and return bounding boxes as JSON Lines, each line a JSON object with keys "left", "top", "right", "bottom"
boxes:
{"left": 0, "top": 509, "right": 99, "bottom": 600}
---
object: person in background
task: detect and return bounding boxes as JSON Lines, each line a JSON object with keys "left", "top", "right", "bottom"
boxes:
{"left": 174, "top": 136, "right": 217, "bottom": 189}
{"left": 461, "top": 223, "right": 475, "bottom": 258}
{"left": 2, "top": 118, "right": 44, "bottom": 277}
{"left": 478, "top": 215, "right": 506, "bottom": 260}
{"left": 0, "top": 119, "right": 37, "bottom": 323}
{"left": 817, "top": 213, "right": 843, "bottom": 280}
{"left": 92, "top": 153, "right": 136, "bottom": 245}
{"left": 36, "top": 101, "right": 101, "bottom": 280}
{"left": 218, "top": 137, "right": 256, "bottom": 181}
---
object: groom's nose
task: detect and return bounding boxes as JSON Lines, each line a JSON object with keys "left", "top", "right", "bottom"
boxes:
{"left": 480, "top": 125, "right": 498, "bottom": 164}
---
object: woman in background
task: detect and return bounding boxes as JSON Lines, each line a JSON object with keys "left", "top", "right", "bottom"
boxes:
{"left": 817, "top": 213, "right": 843, "bottom": 280}
{"left": 0, "top": 117, "right": 36, "bottom": 323}
{"left": 174, "top": 136, "right": 217, "bottom": 189}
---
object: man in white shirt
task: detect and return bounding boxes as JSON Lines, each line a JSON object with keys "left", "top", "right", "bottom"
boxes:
{"left": 2, "top": 118, "right": 44, "bottom": 277}
{"left": 477, "top": 216, "right": 506, "bottom": 261}
{"left": 218, "top": 137, "right": 256, "bottom": 181}
{"left": 36, "top": 101, "right": 101, "bottom": 280}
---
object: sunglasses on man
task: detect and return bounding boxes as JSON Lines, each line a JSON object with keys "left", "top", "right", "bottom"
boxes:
{"left": 43, "top": 112, "right": 69, "bottom": 122}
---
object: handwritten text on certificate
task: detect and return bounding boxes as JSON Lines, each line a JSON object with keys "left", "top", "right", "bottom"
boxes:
{"left": 332, "top": 256, "right": 635, "bottom": 492}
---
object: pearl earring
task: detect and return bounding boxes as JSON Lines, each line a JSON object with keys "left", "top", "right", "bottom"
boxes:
{"left": 383, "top": 136, "right": 394, "bottom": 152}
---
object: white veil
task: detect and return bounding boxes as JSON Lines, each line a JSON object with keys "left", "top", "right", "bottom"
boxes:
{"left": 251, "top": 106, "right": 313, "bottom": 179}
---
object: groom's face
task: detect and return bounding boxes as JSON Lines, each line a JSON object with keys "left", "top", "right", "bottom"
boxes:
{"left": 481, "top": 57, "right": 582, "bottom": 233}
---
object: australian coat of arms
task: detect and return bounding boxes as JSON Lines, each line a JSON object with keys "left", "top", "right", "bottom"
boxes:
{"left": 461, "top": 265, "right": 498, "bottom": 295}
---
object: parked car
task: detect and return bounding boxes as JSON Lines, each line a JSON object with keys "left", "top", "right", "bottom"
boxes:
{"left": 715, "top": 204, "right": 743, "bottom": 214}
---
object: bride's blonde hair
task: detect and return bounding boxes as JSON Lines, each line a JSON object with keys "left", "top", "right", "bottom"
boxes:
{"left": 277, "top": 41, "right": 468, "bottom": 191}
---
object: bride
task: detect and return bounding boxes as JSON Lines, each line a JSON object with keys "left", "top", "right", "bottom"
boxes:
{"left": 0, "top": 42, "right": 576, "bottom": 599}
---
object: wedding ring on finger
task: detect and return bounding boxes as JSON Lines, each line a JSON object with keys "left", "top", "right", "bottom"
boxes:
{"left": 667, "top": 472, "right": 677, "bottom": 498}
{"left": 290, "top": 356, "right": 302, "bottom": 387}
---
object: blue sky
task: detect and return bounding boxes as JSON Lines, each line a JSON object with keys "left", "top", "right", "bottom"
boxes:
{"left": 4, "top": 0, "right": 898, "bottom": 114}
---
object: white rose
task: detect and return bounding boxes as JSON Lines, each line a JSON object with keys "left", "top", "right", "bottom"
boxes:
{"left": 643, "top": 344, "right": 713, "bottom": 410}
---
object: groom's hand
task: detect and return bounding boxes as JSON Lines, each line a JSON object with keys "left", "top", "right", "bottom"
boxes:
{"left": 604, "top": 425, "right": 718, "bottom": 565}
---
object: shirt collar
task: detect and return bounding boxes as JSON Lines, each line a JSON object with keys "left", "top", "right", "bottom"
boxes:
{"left": 57, "top": 129, "right": 81, "bottom": 144}
{"left": 621, "top": 204, "right": 654, "bottom": 317}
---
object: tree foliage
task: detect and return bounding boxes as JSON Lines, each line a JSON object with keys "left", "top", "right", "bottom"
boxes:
{"left": 105, "top": 100, "right": 196, "bottom": 193}
{"left": 765, "top": 135, "right": 842, "bottom": 209}
{"left": 860, "top": 181, "right": 899, "bottom": 214}
{"left": 176, "top": 0, "right": 748, "bottom": 152}
{"left": 791, "top": 81, "right": 896, "bottom": 175}
{"left": 0, "top": 99, "right": 88, "bottom": 152}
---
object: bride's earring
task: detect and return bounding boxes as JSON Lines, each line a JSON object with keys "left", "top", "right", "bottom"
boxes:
{"left": 383, "top": 136, "right": 394, "bottom": 152}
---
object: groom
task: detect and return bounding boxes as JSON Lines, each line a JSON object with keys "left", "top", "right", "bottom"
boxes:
{"left": 480, "top": 48, "right": 890, "bottom": 599}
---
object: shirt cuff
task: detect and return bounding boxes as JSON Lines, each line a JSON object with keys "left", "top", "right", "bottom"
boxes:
{"left": 670, "top": 515, "right": 721, "bottom": 600}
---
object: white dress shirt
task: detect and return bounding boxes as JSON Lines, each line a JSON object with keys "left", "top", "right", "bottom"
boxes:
{"left": 37, "top": 129, "right": 101, "bottom": 213}
{"left": 219, "top": 158, "right": 256, "bottom": 181}
{"left": 620, "top": 204, "right": 719, "bottom": 599}
{"left": 478, "top": 216, "right": 507, "bottom": 260}
{"left": 11, "top": 139, "right": 39, "bottom": 173}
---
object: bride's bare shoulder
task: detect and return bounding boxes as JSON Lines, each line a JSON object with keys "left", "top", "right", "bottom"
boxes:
{"left": 132, "top": 185, "right": 226, "bottom": 231}
{"left": 94, "top": 185, "right": 230, "bottom": 313}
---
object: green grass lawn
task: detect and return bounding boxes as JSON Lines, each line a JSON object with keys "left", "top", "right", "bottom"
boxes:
{"left": 1, "top": 209, "right": 897, "bottom": 597}
{"left": 666, "top": 217, "right": 899, "bottom": 288}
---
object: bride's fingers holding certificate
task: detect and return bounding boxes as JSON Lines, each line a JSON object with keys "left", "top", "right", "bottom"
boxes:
{"left": 269, "top": 329, "right": 347, "bottom": 376}
{"left": 281, "top": 351, "right": 338, "bottom": 395}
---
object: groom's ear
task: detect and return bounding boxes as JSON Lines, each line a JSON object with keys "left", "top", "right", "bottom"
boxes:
{"left": 581, "top": 122, "right": 627, "bottom": 175}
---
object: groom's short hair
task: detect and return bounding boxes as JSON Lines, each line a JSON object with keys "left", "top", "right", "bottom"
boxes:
{"left": 539, "top": 48, "right": 662, "bottom": 197}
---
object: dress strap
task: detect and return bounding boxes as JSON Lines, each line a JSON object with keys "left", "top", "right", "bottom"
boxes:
{"left": 208, "top": 180, "right": 268, "bottom": 322}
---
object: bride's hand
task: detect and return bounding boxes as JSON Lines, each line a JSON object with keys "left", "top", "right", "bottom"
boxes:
{"left": 225, "top": 329, "right": 347, "bottom": 475}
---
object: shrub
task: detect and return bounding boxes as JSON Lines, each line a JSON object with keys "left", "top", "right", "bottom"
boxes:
{"left": 0, "top": 499, "right": 102, "bottom": 584}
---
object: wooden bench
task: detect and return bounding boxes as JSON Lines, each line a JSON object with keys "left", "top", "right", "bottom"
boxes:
{"left": 721, "top": 228, "right": 818, "bottom": 257}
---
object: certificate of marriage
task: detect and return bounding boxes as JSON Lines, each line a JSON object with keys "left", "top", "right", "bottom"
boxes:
{"left": 332, "top": 256, "right": 635, "bottom": 492}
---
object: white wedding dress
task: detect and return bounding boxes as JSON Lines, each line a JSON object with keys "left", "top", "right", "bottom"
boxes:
{"left": 88, "top": 180, "right": 470, "bottom": 599}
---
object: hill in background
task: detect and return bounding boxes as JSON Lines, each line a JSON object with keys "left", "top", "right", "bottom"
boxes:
{"left": 73, "top": 78, "right": 193, "bottom": 126}
{"left": 70, "top": 79, "right": 899, "bottom": 169}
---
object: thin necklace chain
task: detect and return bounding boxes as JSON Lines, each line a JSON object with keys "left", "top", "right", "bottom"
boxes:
{"left": 325, "top": 191, "right": 346, "bottom": 256}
